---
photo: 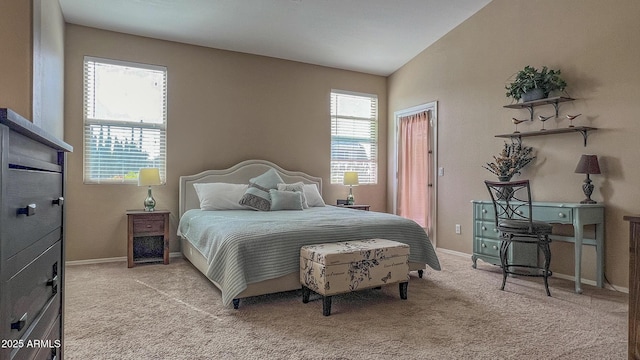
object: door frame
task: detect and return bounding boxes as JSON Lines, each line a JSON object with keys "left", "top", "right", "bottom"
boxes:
{"left": 392, "top": 101, "right": 438, "bottom": 245}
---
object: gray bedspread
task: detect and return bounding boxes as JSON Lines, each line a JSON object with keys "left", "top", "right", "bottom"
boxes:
{"left": 178, "top": 206, "right": 441, "bottom": 306}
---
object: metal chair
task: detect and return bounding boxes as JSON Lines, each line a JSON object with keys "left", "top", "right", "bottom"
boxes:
{"left": 484, "top": 180, "right": 553, "bottom": 296}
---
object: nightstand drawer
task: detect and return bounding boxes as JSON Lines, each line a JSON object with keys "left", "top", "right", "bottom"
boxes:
{"left": 133, "top": 216, "right": 165, "bottom": 236}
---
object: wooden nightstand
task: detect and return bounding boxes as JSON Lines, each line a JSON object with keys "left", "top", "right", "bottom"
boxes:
{"left": 338, "top": 205, "right": 370, "bottom": 211}
{"left": 126, "top": 210, "right": 170, "bottom": 267}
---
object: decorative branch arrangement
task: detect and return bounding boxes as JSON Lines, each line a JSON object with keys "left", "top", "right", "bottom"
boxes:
{"left": 483, "top": 141, "right": 536, "bottom": 180}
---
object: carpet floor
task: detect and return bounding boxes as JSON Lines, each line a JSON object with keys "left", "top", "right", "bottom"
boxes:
{"left": 64, "top": 251, "right": 627, "bottom": 359}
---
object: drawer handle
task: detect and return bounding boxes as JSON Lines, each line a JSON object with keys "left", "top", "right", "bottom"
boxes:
{"left": 47, "top": 274, "right": 59, "bottom": 294}
{"left": 17, "top": 204, "right": 36, "bottom": 216}
{"left": 146, "top": 224, "right": 152, "bottom": 228}
{"left": 481, "top": 226, "right": 487, "bottom": 231}
{"left": 517, "top": 210, "right": 523, "bottom": 215}
{"left": 10, "top": 313, "right": 27, "bottom": 331}
{"left": 482, "top": 209, "right": 487, "bottom": 213}
{"left": 52, "top": 197, "right": 64, "bottom": 206}
{"left": 558, "top": 213, "right": 565, "bottom": 218}
{"left": 493, "top": 228, "right": 499, "bottom": 233}
{"left": 481, "top": 243, "right": 486, "bottom": 248}
{"left": 492, "top": 245, "right": 498, "bottom": 250}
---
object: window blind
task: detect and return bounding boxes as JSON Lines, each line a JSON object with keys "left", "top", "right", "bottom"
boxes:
{"left": 330, "top": 90, "right": 378, "bottom": 184}
{"left": 83, "top": 56, "right": 167, "bottom": 184}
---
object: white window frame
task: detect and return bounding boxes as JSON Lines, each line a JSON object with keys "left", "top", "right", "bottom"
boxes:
{"left": 83, "top": 56, "right": 167, "bottom": 184}
{"left": 330, "top": 90, "right": 378, "bottom": 185}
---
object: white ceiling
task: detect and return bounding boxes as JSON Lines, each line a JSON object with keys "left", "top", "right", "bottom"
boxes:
{"left": 58, "top": 0, "right": 491, "bottom": 76}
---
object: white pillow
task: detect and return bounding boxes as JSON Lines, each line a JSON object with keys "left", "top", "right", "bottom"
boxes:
{"left": 193, "top": 183, "right": 248, "bottom": 210}
{"left": 278, "top": 182, "right": 308, "bottom": 208}
{"left": 303, "top": 183, "right": 325, "bottom": 207}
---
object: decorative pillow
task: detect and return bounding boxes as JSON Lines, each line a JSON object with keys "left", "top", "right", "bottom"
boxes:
{"left": 277, "top": 182, "right": 308, "bottom": 208}
{"left": 269, "top": 189, "right": 304, "bottom": 211}
{"left": 303, "top": 183, "right": 325, "bottom": 207}
{"left": 194, "top": 183, "right": 248, "bottom": 210}
{"left": 239, "top": 168, "right": 284, "bottom": 211}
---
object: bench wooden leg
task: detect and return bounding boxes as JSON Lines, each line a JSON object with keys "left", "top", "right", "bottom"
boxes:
{"left": 322, "top": 296, "right": 332, "bottom": 316}
{"left": 399, "top": 282, "right": 408, "bottom": 300}
{"left": 302, "top": 286, "right": 310, "bottom": 303}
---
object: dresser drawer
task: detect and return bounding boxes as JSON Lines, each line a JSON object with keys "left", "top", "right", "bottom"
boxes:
{"left": 3, "top": 169, "right": 63, "bottom": 259}
{"left": 5, "top": 315, "right": 61, "bottom": 360}
{"left": 2, "top": 241, "right": 61, "bottom": 342}
{"left": 7, "top": 126, "right": 62, "bottom": 172}
{"left": 476, "top": 221, "right": 500, "bottom": 240}
{"left": 476, "top": 238, "right": 501, "bottom": 257}
{"left": 532, "top": 207, "right": 573, "bottom": 224}
{"left": 133, "top": 215, "right": 166, "bottom": 236}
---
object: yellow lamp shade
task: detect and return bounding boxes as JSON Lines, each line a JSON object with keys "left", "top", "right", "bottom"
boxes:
{"left": 343, "top": 172, "right": 359, "bottom": 186}
{"left": 138, "top": 168, "right": 161, "bottom": 186}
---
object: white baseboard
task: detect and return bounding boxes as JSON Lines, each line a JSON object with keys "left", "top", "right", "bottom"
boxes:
{"left": 66, "top": 251, "right": 183, "bottom": 266}
{"left": 435, "top": 247, "right": 628, "bottom": 293}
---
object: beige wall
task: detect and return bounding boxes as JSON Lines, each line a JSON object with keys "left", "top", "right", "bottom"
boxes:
{"left": 0, "top": 1, "right": 32, "bottom": 118}
{"left": 64, "top": 25, "right": 387, "bottom": 261}
{"left": 0, "top": 0, "right": 66, "bottom": 138}
{"left": 33, "top": 0, "right": 66, "bottom": 139}
{"left": 388, "top": 0, "right": 640, "bottom": 288}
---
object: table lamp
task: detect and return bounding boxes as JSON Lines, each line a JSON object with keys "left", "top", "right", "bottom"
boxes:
{"left": 343, "top": 171, "right": 359, "bottom": 205}
{"left": 574, "top": 154, "right": 601, "bottom": 204}
{"left": 138, "top": 168, "right": 161, "bottom": 211}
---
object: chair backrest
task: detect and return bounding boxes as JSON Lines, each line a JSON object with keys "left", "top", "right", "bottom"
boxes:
{"left": 484, "top": 179, "right": 534, "bottom": 232}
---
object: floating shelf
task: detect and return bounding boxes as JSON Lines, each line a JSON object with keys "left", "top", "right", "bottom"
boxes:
{"left": 495, "top": 126, "right": 597, "bottom": 147}
{"left": 504, "top": 96, "right": 575, "bottom": 120}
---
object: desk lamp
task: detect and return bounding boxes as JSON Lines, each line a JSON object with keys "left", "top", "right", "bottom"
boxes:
{"left": 574, "top": 155, "right": 601, "bottom": 204}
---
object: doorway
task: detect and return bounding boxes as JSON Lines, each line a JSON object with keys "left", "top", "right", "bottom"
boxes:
{"left": 393, "top": 102, "right": 438, "bottom": 244}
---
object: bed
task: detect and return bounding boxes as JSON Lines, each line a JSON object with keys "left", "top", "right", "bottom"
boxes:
{"left": 178, "top": 159, "right": 441, "bottom": 307}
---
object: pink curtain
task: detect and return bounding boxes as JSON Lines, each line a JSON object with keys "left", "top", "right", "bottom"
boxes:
{"left": 397, "top": 111, "right": 431, "bottom": 229}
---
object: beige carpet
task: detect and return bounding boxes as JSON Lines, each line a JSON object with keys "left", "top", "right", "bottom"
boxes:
{"left": 64, "top": 251, "right": 627, "bottom": 359}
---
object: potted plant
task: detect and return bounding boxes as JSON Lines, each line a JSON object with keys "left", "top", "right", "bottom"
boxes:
{"left": 505, "top": 65, "right": 567, "bottom": 102}
{"left": 483, "top": 141, "right": 536, "bottom": 181}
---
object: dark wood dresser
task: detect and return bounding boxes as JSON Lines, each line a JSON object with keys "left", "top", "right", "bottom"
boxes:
{"left": 626, "top": 215, "right": 640, "bottom": 360}
{"left": 0, "top": 109, "right": 72, "bottom": 360}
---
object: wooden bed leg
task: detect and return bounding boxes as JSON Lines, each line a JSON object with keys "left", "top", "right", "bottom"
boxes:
{"left": 232, "top": 298, "right": 240, "bottom": 309}
{"left": 322, "top": 296, "right": 332, "bottom": 316}
{"left": 302, "top": 286, "right": 310, "bottom": 303}
{"left": 418, "top": 270, "right": 424, "bottom": 278}
{"left": 399, "top": 282, "right": 408, "bottom": 300}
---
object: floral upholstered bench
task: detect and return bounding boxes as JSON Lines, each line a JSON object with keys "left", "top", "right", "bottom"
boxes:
{"left": 300, "top": 239, "right": 410, "bottom": 316}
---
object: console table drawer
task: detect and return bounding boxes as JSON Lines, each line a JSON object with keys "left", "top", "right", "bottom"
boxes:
{"left": 474, "top": 203, "right": 495, "bottom": 221}
{"left": 476, "top": 238, "right": 501, "bottom": 257}
{"left": 476, "top": 221, "right": 500, "bottom": 240}
{"left": 532, "top": 207, "right": 573, "bottom": 224}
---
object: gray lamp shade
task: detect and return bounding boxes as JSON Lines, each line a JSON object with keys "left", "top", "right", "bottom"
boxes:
{"left": 574, "top": 155, "right": 601, "bottom": 175}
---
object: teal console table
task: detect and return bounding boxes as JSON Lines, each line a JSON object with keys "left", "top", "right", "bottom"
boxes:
{"left": 472, "top": 200, "right": 605, "bottom": 294}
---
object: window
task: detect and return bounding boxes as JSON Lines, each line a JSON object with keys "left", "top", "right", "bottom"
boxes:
{"left": 83, "top": 57, "right": 167, "bottom": 184}
{"left": 330, "top": 90, "right": 378, "bottom": 184}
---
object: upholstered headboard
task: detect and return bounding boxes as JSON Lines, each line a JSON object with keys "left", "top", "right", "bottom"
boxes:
{"left": 179, "top": 159, "right": 323, "bottom": 217}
